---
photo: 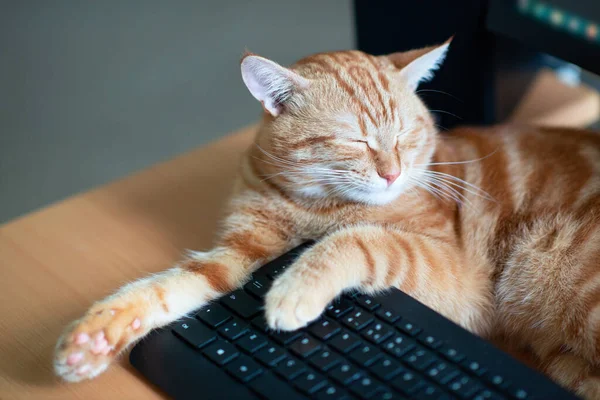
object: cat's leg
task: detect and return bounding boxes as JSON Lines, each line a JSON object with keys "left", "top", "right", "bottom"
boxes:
{"left": 265, "top": 224, "right": 493, "bottom": 335}
{"left": 54, "top": 199, "right": 296, "bottom": 382}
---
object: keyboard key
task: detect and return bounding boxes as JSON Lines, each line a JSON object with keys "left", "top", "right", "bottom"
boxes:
{"left": 349, "top": 343, "right": 383, "bottom": 366}
{"left": 461, "top": 359, "right": 487, "bottom": 376}
{"left": 438, "top": 345, "right": 465, "bottom": 363}
{"left": 356, "top": 295, "right": 381, "bottom": 311}
{"left": 220, "top": 289, "right": 262, "bottom": 319}
{"left": 382, "top": 334, "right": 416, "bottom": 358}
{"left": 244, "top": 276, "right": 270, "bottom": 299}
{"left": 202, "top": 341, "right": 240, "bottom": 365}
{"left": 391, "top": 371, "right": 426, "bottom": 395}
{"left": 270, "top": 330, "right": 302, "bottom": 345}
{"left": 483, "top": 372, "right": 510, "bottom": 390}
{"left": 326, "top": 298, "right": 354, "bottom": 318}
{"left": 217, "top": 318, "right": 249, "bottom": 341}
{"left": 196, "top": 303, "right": 232, "bottom": 328}
{"left": 293, "top": 370, "right": 327, "bottom": 394}
{"left": 512, "top": 388, "right": 530, "bottom": 399}
{"left": 415, "top": 384, "right": 447, "bottom": 399}
{"left": 289, "top": 334, "right": 322, "bottom": 358}
{"left": 309, "top": 318, "right": 342, "bottom": 340}
{"left": 417, "top": 333, "right": 443, "bottom": 349}
{"left": 274, "top": 356, "right": 307, "bottom": 380}
{"left": 402, "top": 347, "right": 437, "bottom": 371}
{"left": 260, "top": 252, "right": 297, "bottom": 275}
{"left": 251, "top": 315, "right": 269, "bottom": 333}
{"left": 362, "top": 322, "right": 394, "bottom": 344}
{"left": 395, "top": 319, "right": 421, "bottom": 336}
{"left": 235, "top": 330, "right": 268, "bottom": 353}
{"left": 329, "top": 330, "right": 362, "bottom": 353}
{"left": 341, "top": 309, "right": 374, "bottom": 331}
{"left": 448, "top": 374, "right": 484, "bottom": 399}
{"left": 425, "top": 360, "right": 461, "bottom": 385}
{"left": 309, "top": 348, "right": 342, "bottom": 371}
{"left": 473, "top": 389, "right": 505, "bottom": 400}
{"left": 344, "top": 290, "right": 362, "bottom": 300}
{"left": 329, "top": 362, "right": 364, "bottom": 385}
{"left": 225, "top": 355, "right": 263, "bottom": 382}
{"left": 249, "top": 372, "right": 299, "bottom": 400}
{"left": 172, "top": 318, "right": 218, "bottom": 349}
{"left": 266, "top": 264, "right": 289, "bottom": 280}
{"left": 315, "top": 384, "right": 350, "bottom": 400}
{"left": 371, "top": 388, "right": 402, "bottom": 399}
{"left": 267, "top": 263, "right": 289, "bottom": 281}
{"left": 349, "top": 376, "right": 382, "bottom": 399}
{"left": 368, "top": 356, "right": 404, "bottom": 381}
{"left": 255, "top": 342, "right": 287, "bottom": 366}
{"left": 375, "top": 308, "right": 401, "bottom": 324}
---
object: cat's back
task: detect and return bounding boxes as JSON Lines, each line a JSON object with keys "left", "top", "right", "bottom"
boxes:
{"left": 433, "top": 125, "right": 600, "bottom": 285}
{"left": 436, "top": 124, "right": 600, "bottom": 215}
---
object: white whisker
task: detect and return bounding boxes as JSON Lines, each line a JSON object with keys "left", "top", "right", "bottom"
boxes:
{"left": 426, "top": 176, "right": 473, "bottom": 208}
{"left": 418, "top": 170, "right": 495, "bottom": 202}
{"left": 416, "top": 89, "right": 463, "bottom": 102}
{"left": 428, "top": 109, "right": 463, "bottom": 120}
{"left": 408, "top": 176, "right": 447, "bottom": 202}
{"left": 426, "top": 175, "right": 491, "bottom": 202}
{"left": 415, "top": 149, "right": 498, "bottom": 167}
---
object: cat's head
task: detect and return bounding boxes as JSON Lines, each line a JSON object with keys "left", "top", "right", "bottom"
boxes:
{"left": 241, "top": 41, "right": 450, "bottom": 205}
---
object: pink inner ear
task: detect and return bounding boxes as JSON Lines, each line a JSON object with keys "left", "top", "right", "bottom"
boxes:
{"left": 241, "top": 55, "right": 308, "bottom": 117}
{"left": 259, "top": 100, "right": 278, "bottom": 116}
{"left": 396, "top": 43, "right": 450, "bottom": 90}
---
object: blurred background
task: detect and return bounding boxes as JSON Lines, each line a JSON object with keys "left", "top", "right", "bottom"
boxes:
{"left": 1, "top": 0, "right": 599, "bottom": 223}
{"left": 0, "top": 1, "right": 354, "bottom": 223}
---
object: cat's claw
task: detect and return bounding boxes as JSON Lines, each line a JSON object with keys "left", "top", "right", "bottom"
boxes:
{"left": 264, "top": 270, "right": 332, "bottom": 331}
{"left": 54, "top": 307, "right": 143, "bottom": 382}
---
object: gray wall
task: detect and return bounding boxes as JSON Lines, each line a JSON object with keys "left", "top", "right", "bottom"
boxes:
{"left": 0, "top": 1, "right": 354, "bottom": 222}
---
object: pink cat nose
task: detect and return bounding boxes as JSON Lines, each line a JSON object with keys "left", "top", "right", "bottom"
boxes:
{"left": 380, "top": 171, "right": 400, "bottom": 186}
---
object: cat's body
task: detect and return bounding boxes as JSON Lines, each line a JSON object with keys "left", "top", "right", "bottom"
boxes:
{"left": 54, "top": 44, "right": 600, "bottom": 397}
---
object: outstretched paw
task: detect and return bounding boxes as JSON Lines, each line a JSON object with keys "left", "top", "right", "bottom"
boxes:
{"left": 264, "top": 268, "right": 334, "bottom": 331}
{"left": 54, "top": 305, "right": 144, "bottom": 382}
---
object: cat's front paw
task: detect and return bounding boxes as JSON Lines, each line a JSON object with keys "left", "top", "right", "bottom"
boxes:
{"left": 54, "top": 304, "right": 145, "bottom": 382}
{"left": 264, "top": 265, "right": 335, "bottom": 331}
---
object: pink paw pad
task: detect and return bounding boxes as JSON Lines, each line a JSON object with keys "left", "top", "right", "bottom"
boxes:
{"left": 67, "top": 352, "right": 83, "bottom": 366}
{"left": 90, "top": 332, "right": 108, "bottom": 354}
{"left": 75, "top": 333, "right": 90, "bottom": 345}
{"left": 131, "top": 318, "right": 141, "bottom": 330}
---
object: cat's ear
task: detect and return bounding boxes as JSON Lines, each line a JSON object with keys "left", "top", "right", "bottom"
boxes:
{"left": 241, "top": 53, "right": 309, "bottom": 117}
{"left": 386, "top": 38, "right": 452, "bottom": 91}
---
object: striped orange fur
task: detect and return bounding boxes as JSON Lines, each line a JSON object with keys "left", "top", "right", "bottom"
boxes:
{"left": 54, "top": 42, "right": 600, "bottom": 398}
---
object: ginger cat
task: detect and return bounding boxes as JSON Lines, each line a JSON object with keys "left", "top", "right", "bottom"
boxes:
{"left": 54, "top": 41, "right": 600, "bottom": 398}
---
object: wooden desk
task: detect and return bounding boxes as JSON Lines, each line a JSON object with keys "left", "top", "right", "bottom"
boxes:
{"left": 0, "top": 126, "right": 256, "bottom": 400}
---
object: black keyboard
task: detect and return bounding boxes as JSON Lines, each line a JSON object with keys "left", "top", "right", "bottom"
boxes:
{"left": 130, "top": 243, "right": 577, "bottom": 400}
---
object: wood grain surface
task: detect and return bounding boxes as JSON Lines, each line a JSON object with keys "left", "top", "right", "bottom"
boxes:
{"left": 0, "top": 126, "right": 256, "bottom": 400}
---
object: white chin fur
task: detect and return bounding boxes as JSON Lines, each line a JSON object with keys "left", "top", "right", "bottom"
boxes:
{"left": 298, "top": 176, "right": 407, "bottom": 205}
{"left": 345, "top": 173, "right": 410, "bottom": 205}
{"left": 296, "top": 185, "right": 328, "bottom": 198}
{"left": 346, "top": 186, "right": 404, "bottom": 205}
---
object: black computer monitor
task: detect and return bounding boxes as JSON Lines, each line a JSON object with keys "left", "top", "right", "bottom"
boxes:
{"left": 354, "top": 0, "right": 599, "bottom": 128}
{"left": 487, "top": 0, "right": 600, "bottom": 75}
